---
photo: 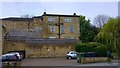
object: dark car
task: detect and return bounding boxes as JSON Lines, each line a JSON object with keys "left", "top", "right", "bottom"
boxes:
{"left": 7, "top": 52, "right": 23, "bottom": 61}
{"left": 7, "top": 52, "right": 24, "bottom": 61}
{"left": 1, "top": 54, "right": 18, "bottom": 62}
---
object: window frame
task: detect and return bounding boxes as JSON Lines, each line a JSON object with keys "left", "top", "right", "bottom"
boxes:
{"left": 61, "top": 26, "right": 64, "bottom": 33}
{"left": 50, "top": 26, "right": 55, "bottom": 32}
{"left": 48, "top": 17, "right": 55, "bottom": 22}
{"left": 70, "top": 26, "right": 74, "bottom": 32}
{"left": 64, "top": 18, "right": 71, "bottom": 22}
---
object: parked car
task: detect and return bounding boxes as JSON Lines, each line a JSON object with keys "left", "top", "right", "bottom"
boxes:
{"left": 66, "top": 51, "right": 77, "bottom": 59}
{"left": 0, "top": 56, "right": 2, "bottom": 61}
{"left": 0, "top": 54, "right": 18, "bottom": 62}
{"left": 7, "top": 52, "right": 23, "bottom": 61}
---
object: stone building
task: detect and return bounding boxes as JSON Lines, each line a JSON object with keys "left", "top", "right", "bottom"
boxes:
{"left": 34, "top": 12, "right": 80, "bottom": 39}
{"left": 1, "top": 12, "right": 80, "bottom": 39}
{"left": 1, "top": 12, "right": 81, "bottom": 58}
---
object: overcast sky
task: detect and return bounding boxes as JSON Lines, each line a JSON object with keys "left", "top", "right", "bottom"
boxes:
{"left": 1, "top": 1, "right": 118, "bottom": 24}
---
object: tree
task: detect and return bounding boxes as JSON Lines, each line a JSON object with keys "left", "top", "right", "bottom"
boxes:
{"left": 20, "top": 14, "right": 33, "bottom": 31}
{"left": 94, "top": 18, "right": 120, "bottom": 53}
{"left": 80, "top": 16, "right": 99, "bottom": 42}
{"left": 93, "top": 14, "right": 110, "bottom": 28}
{"left": 20, "top": 14, "right": 33, "bottom": 18}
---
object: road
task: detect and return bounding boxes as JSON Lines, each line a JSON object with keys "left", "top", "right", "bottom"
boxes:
{"left": 21, "top": 58, "right": 120, "bottom": 68}
{"left": 20, "top": 66, "right": 118, "bottom": 68}
{"left": 21, "top": 58, "right": 80, "bottom": 66}
{"left": 0, "top": 61, "right": 2, "bottom": 68}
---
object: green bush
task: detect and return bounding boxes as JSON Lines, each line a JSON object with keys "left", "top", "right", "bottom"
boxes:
{"left": 95, "top": 45, "right": 108, "bottom": 57}
{"left": 75, "top": 42, "right": 97, "bottom": 53}
{"left": 111, "top": 53, "right": 120, "bottom": 59}
{"left": 75, "top": 42, "right": 108, "bottom": 57}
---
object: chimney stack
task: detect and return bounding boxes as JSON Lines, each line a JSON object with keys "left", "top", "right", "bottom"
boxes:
{"left": 43, "top": 12, "right": 46, "bottom": 15}
{"left": 73, "top": 13, "right": 76, "bottom": 15}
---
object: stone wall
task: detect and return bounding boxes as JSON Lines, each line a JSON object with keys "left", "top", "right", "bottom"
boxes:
{"left": 80, "top": 57, "right": 110, "bottom": 64}
{"left": 3, "top": 40, "right": 76, "bottom": 58}
{"left": 2, "top": 20, "right": 34, "bottom": 32}
{"left": 3, "top": 41, "right": 26, "bottom": 54}
{"left": 26, "top": 44, "right": 74, "bottom": 58}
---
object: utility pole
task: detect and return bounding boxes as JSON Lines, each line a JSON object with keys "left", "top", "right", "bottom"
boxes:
{"left": 58, "top": 16, "right": 60, "bottom": 39}
{"left": 57, "top": 16, "right": 64, "bottom": 39}
{"left": 55, "top": 16, "right": 64, "bottom": 39}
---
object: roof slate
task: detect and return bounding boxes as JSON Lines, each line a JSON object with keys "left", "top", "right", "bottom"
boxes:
{"left": 42, "top": 14, "right": 80, "bottom": 17}
{"left": 4, "top": 30, "right": 80, "bottom": 44}
{"left": 1, "top": 17, "right": 33, "bottom": 21}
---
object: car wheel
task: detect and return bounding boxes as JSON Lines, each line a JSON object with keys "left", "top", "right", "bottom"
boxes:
{"left": 68, "top": 56, "right": 72, "bottom": 60}
{"left": 77, "top": 60, "right": 80, "bottom": 63}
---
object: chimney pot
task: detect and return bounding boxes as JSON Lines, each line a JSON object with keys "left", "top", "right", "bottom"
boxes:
{"left": 44, "top": 12, "right": 46, "bottom": 15}
{"left": 73, "top": 13, "right": 76, "bottom": 15}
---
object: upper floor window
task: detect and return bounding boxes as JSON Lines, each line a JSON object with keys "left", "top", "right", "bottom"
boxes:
{"left": 70, "top": 26, "right": 74, "bottom": 32}
{"left": 48, "top": 17, "right": 55, "bottom": 22}
{"left": 50, "top": 26, "right": 55, "bottom": 32}
{"left": 35, "top": 27, "right": 42, "bottom": 32}
{"left": 61, "top": 26, "right": 64, "bottom": 33}
{"left": 64, "top": 18, "right": 71, "bottom": 22}
{"left": 35, "top": 27, "right": 40, "bottom": 32}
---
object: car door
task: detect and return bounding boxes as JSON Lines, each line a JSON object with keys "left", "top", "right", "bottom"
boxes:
{"left": 73, "top": 52, "right": 77, "bottom": 58}
{"left": 71, "top": 52, "right": 77, "bottom": 58}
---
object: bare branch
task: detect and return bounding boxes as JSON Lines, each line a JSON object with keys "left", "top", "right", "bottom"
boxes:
{"left": 93, "top": 14, "right": 110, "bottom": 28}
{"left": 20, "top": 14, "right": 33, "bottom": 18}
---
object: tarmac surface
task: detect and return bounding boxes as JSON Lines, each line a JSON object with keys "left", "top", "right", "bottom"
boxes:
{"left": 1, "top": 58, "right": 120, "bottom": 68}
{"left": 21, "top": 58, "right": 120, "bottom": 67}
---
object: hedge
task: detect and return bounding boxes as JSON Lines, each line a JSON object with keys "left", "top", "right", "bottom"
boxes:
{"left": 75, "top": 42, "right": 108, "bottom": 57}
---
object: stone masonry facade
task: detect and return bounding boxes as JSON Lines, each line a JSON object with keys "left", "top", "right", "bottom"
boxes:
{"left": 1, "top": 12, "right": 80, "bottom": 58}
{"left": 1, "top": 12, "right": 80, "bottom": 39}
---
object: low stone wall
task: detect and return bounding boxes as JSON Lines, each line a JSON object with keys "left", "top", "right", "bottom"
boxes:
{"left": 80, "top": 57, "right": 110, "bottom": 64}
{"left": 2, "top": 61, "right": 21, "bottom": 68}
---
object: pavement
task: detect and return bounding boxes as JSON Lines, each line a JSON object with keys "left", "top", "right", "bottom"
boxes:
{"left": 20, "top": 66, "right": 118, "bottom": 68}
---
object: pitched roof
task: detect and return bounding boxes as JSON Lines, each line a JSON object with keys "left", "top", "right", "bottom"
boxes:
{"left": 5, "top": 36, "right": 80, "bottom": 44}
{"left": 1, "top": 17, "right": 33, "bottom": 21}
{"left": 4, "top": 29, "right": 41, "bottom": 40}
{"left": 26, "top": 38, "right": 80, "bottom": 44}
{"left": 33, "top": 16, "right": 43, "bottom": 18}
{"left": 42, "top": 14, "right": 80, "bottom": 17}
{"left": 4, "top": 29, "right": 80, "bottom": 44}
{"left": 34, "top": 12, "right": 80, "bottom": 18}
{"left": 6, "top": 30, "right": 35, "bottom": 36}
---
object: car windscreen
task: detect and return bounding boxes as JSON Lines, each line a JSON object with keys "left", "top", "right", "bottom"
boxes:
{"left": 67, "top": 52, "right": 70, "bottom": 54}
